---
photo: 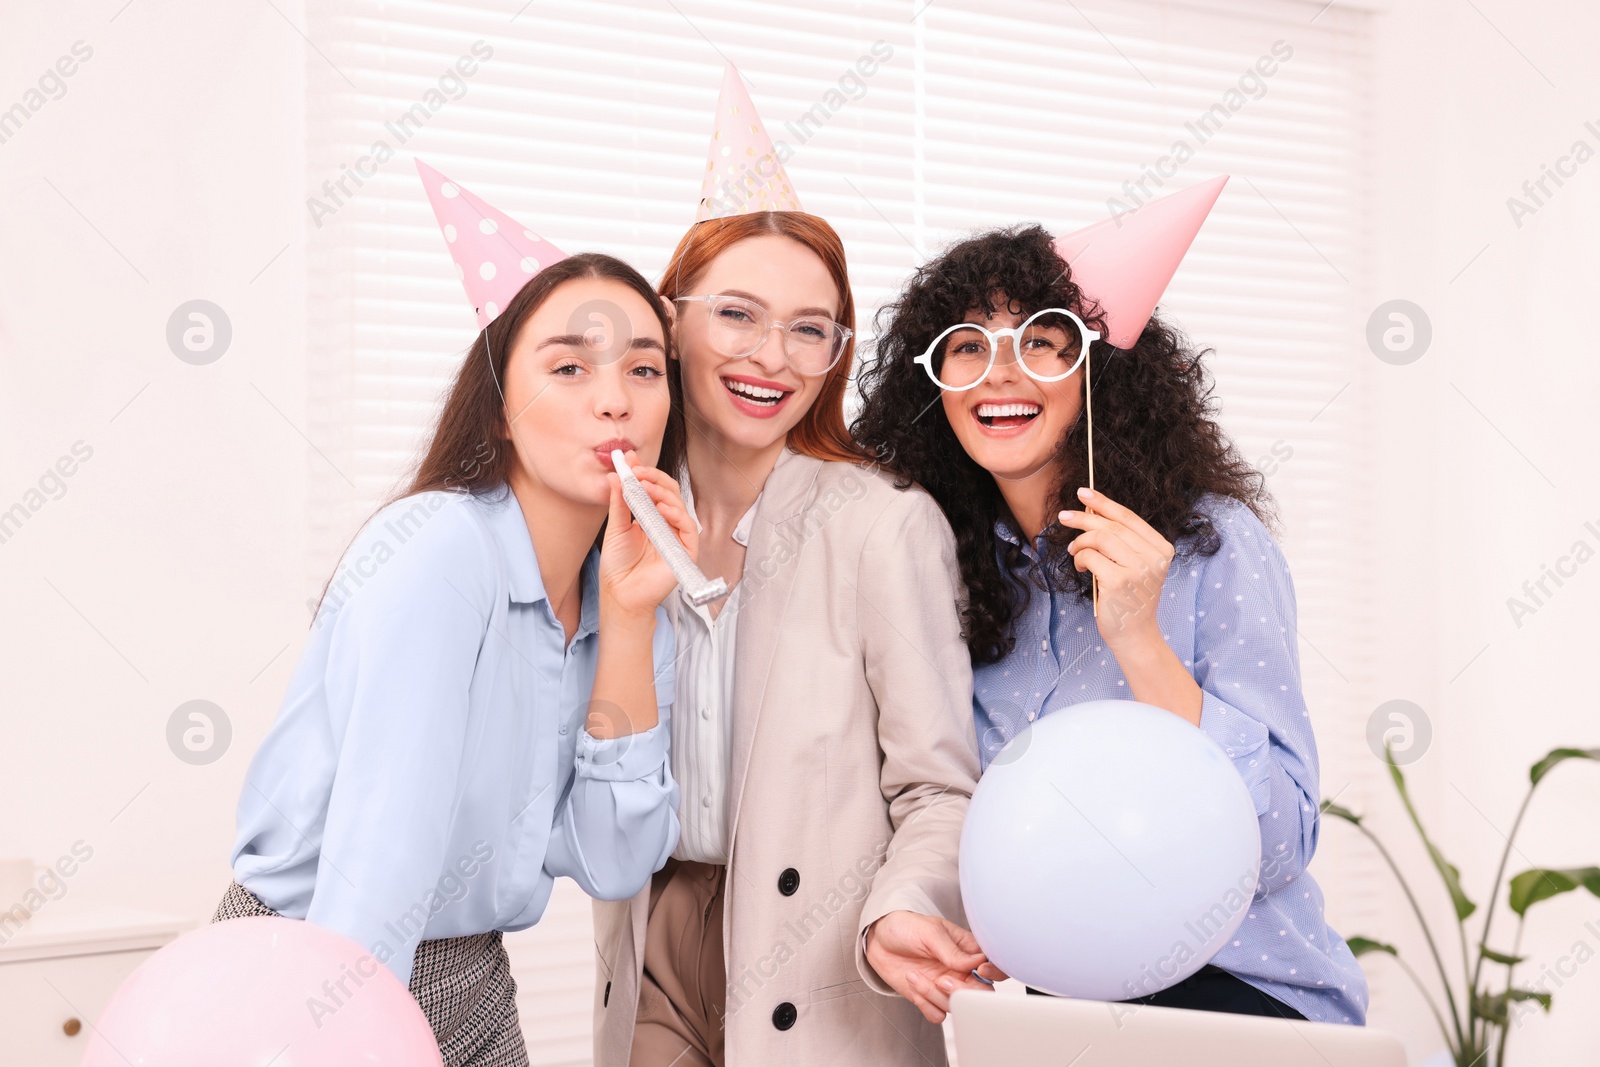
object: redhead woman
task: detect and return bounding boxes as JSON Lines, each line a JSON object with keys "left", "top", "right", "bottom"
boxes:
{"left": 852, "top": 204, "right": 1369, "bottom": 1025}
{"left": 216, "top": 195, "right": 698, "bottom": 1065}
{"left": 592, "top": 68, "right": 995, "bottom": 1067}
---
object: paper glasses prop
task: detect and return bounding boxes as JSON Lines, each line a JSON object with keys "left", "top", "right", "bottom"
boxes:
{"left": 610, "top": 451, "right": 728, "bottom": 607}
{"left": 913, "top": 307, "right": 1100, "bottom": 392}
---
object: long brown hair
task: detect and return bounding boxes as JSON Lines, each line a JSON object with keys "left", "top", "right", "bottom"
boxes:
{"left": 657, "top": 211, "right": 867, "bottom": 473}
{"left": 408, "top": 251, "right": 681, "bottom": 497}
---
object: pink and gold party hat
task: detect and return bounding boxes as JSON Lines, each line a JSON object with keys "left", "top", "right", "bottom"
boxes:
{"left": 415, "top": 159, "right": 568, "bottom": 329}
{"left": 696, "top": 64, "right": 804, "bottom": 222}
{"left": 1053, "top": 175, "right": 1228, "bottom": 348}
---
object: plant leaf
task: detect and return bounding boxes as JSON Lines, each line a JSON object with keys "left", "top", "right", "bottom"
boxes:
{"left": 1321, "top": 799, "right": 1363, "bottom": 826}
{"left": 1425, "top": 844, "right": 1475, "bottom": 921}
{"left": 1476, "top": 987, "right": 1553, "bottom": 1025}
{"left": 1387, "top": 744, "right": 1478, "bottom": 921}
{"left": 1479, "top": 945, "right": 1527, "bottom": 966}
{"left": 1474, "top": 990, "right": 1506, "bottom": 1027}
{"left": 1529, "top": 747, "right": 1600, "bottom": 786}
{"left": 1509, "top": 988, "right": 1552, "bottom": 1011}
{"left": 1508, "top": 867, "right": 1600, "bottom": 918}
{"left": 1346, "top": 936, "right": 1398, "bottom": 957}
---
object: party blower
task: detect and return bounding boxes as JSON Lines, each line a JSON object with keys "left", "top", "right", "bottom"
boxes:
{"left": 610, "top": 450, "right": 728, "bottom": 606}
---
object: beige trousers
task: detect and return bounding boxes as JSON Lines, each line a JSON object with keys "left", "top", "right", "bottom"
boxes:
{"left": 630, "top": 858, "right": 727, "bottom": 1067}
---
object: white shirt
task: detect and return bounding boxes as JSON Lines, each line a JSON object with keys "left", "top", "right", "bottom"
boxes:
{"left": 668, "top": 469, "right": 762, "bottom": 865}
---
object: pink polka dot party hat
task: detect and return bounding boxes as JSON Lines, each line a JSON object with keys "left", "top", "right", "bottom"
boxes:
{"left": 414, "top": 158, "right": 568, "bottom": 329}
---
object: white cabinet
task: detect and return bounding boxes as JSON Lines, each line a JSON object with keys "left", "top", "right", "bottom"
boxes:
{"left": 0, "top": 908, "right": 191, "bottom": 1065}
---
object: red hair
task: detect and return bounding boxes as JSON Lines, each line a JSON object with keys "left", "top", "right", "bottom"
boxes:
{"left": 658, "top": 212, "right": 868, "bottom": 471}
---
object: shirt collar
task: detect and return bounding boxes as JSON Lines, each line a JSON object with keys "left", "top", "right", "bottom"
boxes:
{"left": 994, "top": 515, "right": 1023, "bottom": 548}
{"left": 994, "top": 513, "right": 1050, "bottom": 566}
{"left": 478, "top": 487, "right": 601, "bottom": 635}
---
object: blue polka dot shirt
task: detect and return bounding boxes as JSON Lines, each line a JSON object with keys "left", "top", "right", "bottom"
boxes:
{"left": 972, "top": 493, "right": 1369, "bottom": 1024}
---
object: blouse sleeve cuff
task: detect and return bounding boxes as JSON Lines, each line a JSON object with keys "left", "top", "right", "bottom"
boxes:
{"left": 575, "top": 716, "right": 670, "bottom": 782}
{"left": 1198, "top": 690, "right": 1273, "bottom": 813}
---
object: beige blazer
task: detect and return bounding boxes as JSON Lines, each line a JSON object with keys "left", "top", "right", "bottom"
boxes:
{"left": 592, "top": 451, "right": 980, "bottom": 1066}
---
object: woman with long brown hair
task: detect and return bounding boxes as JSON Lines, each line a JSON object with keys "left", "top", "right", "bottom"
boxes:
{"left": 216, "top": 227, "right": 699, "bottom": 1064}
{"left": 592, "top": 68, "right": 996, "bottom": 1067}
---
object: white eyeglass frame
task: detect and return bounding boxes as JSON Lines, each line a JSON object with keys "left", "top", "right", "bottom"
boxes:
{"left": 674, "top": 293, "right": 853, "bottom": 377}
{"left": 913, "top": 307, "right": 1100, "bottom": 392}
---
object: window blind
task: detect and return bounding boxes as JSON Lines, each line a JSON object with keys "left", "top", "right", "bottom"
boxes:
{"left": 303, "top": 2, "right": 1378, "bottom": 1061}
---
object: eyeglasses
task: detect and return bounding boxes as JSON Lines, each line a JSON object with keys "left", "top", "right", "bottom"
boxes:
{"left": 913, "top": 308, "right": 1099, "bottom": 392}
{"left": 675, "top": 294, "right": 852, "bottom": 377}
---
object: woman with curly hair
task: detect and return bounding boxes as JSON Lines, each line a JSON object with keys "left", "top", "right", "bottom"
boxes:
{"left": 851, "top": 209, "right": 1369, "bottom": 1026}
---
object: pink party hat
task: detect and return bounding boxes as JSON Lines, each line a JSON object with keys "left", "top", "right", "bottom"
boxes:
{"left": 696, "top": 65, "right": 804, "bottom": 222}
{"left": 415, "top": 159, "right": 568, "bottom": 329}
{"left": 1053, "top": 175, "right": 1228, "bottom": 348}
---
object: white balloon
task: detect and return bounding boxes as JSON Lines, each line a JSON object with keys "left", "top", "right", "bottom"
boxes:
{"left": 960, "top": 699, "right": 1261, "bottom": 1001}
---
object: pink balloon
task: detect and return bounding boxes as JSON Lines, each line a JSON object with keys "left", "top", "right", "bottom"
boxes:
{"left": 82, "top": 916, "right": 442, "bottom": 1066}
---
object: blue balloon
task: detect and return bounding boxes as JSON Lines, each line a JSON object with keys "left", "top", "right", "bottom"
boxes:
{"left": 960, "top": 700, "right": 1261, "bottom": 1000}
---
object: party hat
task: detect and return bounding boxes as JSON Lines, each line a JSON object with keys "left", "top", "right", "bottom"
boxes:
{"left": 696, "top": 64, "right": 803, "bottom": 222}
{"left": 415, "top": 159, "right": 568, "bottom": 329}
{"left": 1053, "top": 175, "right": 1228, "bottom": 348}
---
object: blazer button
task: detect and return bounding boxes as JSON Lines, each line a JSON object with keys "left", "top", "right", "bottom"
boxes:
{"left": 772, "top": 1001, "right": 797, "bottom": 1031}
{"left": 777, "top": 867, "right": 800, "bottom": 896}
{"left": 603, "top": 980, "right": 611, "bottom": 1007}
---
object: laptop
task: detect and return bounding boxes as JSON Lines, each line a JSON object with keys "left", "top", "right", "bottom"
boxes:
{"left": 950, "top": 988, "right": 1407, "bottom": 1066}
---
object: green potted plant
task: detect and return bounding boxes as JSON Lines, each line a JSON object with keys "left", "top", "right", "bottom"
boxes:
{"left": 1322, "top": 745, "right": 1599, "bottom": 1066}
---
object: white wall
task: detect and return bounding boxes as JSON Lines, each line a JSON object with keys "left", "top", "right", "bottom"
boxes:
{"left": 3, "top": 1, "right": 1598, "bottom": 1065}
{"left": 0, "top": 0, "right": 307, "bottom": 922}
{"left": 1363, "top": 0, "right": 1600, "bottom": 1062}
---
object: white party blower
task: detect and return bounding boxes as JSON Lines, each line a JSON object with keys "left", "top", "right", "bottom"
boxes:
{"left": 611, "top": 450, "right": 728, "bottom": 607}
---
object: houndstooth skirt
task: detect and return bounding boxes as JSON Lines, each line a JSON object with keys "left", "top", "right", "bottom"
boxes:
{"left": 212, "top": 881, "right": 528, "bottom": 1067}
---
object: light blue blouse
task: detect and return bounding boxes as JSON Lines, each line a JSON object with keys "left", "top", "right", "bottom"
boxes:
{"left": 230, "top": 487, "right": 680, "bottom": 986}
{"left": 972, "top": 494, "right": 1368, "bottom": 1025}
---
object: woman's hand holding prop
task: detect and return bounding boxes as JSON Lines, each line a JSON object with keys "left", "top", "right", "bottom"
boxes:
{"left": 609, "top": 450, "right": 727, "bottom": 608}
{"left": 600, "top": 452, "right": 709, "bottom": 619}
{"left": 589, "top": 454, "right": 702, "bottom": 741}
{"left": 1059, "top": 487, "right": 1201, "bottom": 725}
{"left": 1058, "top": 486, "right": 1173, "bottom": 650}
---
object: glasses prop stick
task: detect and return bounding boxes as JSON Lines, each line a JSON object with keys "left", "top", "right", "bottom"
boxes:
{"left": 1085, "top": 350, "right": 1099, "bottom": 618}
{"left": 610, "top": 450, "right": 728, "bottom": 607}
{"left": 1051, "top": 175, "right": 1231, "bottom": 620}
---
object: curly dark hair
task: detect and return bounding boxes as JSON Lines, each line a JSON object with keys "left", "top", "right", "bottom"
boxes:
{"left": 851, "top": 223, "right": 1275, "bottom": 665}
